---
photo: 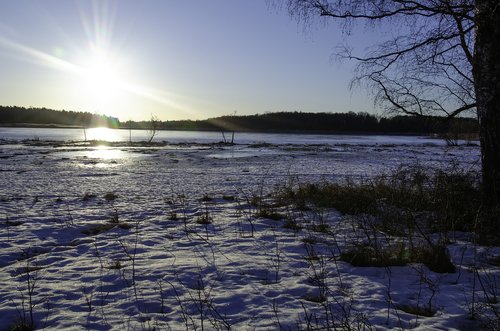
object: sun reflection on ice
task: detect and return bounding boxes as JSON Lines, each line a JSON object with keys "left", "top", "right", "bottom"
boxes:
{"left": 86, "top": 127, "right": 120, "bottom": 142}
{"left": 79, "top": 145, "right": 126, "bottom": 168}
{"left": 86, "top": 145, "right": 124, "bottom": 160}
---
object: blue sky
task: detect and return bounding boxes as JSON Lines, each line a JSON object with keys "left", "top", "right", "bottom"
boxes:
{"left": 0, "top": 1, "right": 374, "bottom": 121}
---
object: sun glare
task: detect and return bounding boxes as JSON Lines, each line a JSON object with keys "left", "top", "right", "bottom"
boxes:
{"left": 86, "top": 127, "right": 120, "bottom": 141}
{"left": 0, "top": 32, "right": 191, "bottom": 119}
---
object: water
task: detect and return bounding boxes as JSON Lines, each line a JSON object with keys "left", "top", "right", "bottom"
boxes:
{"left": 0, "top": 127, "right": 454, "bottom": 146}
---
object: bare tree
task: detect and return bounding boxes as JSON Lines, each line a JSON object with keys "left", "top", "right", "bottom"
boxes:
{"left": 127, "top": 120, "right": 133, "bottom": 144}
{"left": 279, "top": 0, "right": 499, "bottom": 206}
{"left": 148, "top": 114, "right": 159, "bottom": 144}
{"left": 83, "top": 126, "right": 87, "bottom": 142}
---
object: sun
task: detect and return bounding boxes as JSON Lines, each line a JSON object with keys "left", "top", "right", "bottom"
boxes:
{"left": 80, "top": 46, "right": 123, "bottom": 100}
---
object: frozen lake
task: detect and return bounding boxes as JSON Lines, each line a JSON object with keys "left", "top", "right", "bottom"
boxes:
{"left": 0, "top": 127, "right": 466, "bottom": 146}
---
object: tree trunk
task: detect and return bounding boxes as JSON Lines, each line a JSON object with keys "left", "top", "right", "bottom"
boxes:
{"left": 474, "top": 0, "right": 500, "bottom": 206}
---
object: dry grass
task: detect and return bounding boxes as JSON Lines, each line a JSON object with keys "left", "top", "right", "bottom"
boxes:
{"left": 277, "top": 167, "right": 498, "bottom": 245}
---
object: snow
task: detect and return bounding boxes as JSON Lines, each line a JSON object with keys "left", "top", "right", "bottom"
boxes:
{"left": 0, "top": 136, "right": 498, "bottom": 330}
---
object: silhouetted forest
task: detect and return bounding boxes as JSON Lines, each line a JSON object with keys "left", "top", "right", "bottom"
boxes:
{"left": 1, "top": 106, "right": 478, "bottom": 136}
{"left": 153, "top": 112, "right": 478, "bottom": 135}
{"left": 0, "top": 106, "right": 119, "bottom": 128}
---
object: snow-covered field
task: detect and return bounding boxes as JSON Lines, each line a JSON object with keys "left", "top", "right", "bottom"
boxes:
{"left": 0, "top": 137, "right": 498, "bottom": 330}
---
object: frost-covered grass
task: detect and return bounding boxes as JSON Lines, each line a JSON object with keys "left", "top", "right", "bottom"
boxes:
{"left": 0, "top": 139, "right": 498, "bottom": 330}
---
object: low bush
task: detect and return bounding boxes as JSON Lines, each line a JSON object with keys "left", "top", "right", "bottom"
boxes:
{"left": 414, "top": 244, "right": 456, "bottom": 273}
{"left": 6, "top": 320, "right": 34, "bottom": 331}
{"left": 340, "top": 244, "right": 408, "bottom": 268}
{"left": 200, "top": 195, "right": 212, "bottom": 202}
{"left": 196, "top": 214, "right": 212, "bottom": 225}
{"left": 309, "top": 222, "right": 330, "bottom": 234}
{"left": 277, "top": 167, "right": 497, "bottom": 244}
{"left": 303, "top": 293, "right": 327, "bottom": 303}
{"left": 5, "top": 219, "right": 24, "bottom": 226}
{"left": 301, "top": 236, "right": 318, "bottom": 245}
{"left": 104, "top": 192, "right": 117, "bottom": 201}
{"left": 82, "top": 192, "right": 97, "bottom": 201}
{"left": 168, "top": 211, "right": 179, "bottom": 221}
{"left": 81, "top": 224, "right": 114, "bottom": 235}
{"left": 222, "top": 195, "right": 235, "bottom": 201}
{"left": 340, "top": 242, "right": 456, "bottom": 273}
{"left": 283, "top": 218, "right": 303, "bottom": 231}
{"left": 105, "top": 260, "right": 124, "bottom": 270}
{"left": 255, "top": 209, "right": 283, "bottom": 220}
{"left": 117, "top": 222, "right": 133, "bottom": 230}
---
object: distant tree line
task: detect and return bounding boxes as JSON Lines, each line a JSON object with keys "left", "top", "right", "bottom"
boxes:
{"left": 0, "top": 106, "right": 119, "bottom": 128}
{"left": 0, "top": 106, "right": 478, "bottom": 136}
{"left": 154, "top": 112, "right": 478, "bottom": 136}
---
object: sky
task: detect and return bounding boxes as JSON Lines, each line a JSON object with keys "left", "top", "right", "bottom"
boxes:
{"left": 0, "top": 1, "right": 376, "bottom": 121}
